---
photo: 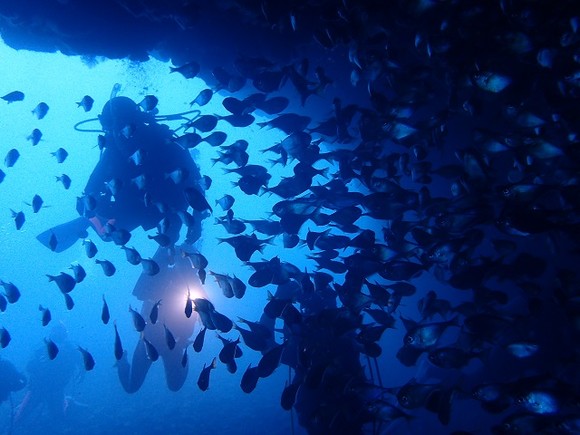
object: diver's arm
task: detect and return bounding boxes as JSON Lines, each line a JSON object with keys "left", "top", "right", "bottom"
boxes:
{"left": 84, "top": 150, "right": 116, "bottom": 196}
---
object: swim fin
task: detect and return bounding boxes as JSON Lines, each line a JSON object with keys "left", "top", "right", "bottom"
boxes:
{"left": 36, "top": 217, "right": 90, "bottom": 253}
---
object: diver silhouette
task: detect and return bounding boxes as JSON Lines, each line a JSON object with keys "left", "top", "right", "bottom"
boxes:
{"left": 37, "top": 92, "right": 209, "bottom": 392}
{"left": 0, "top": 356, "right": 26, "bottom": 403}
{"left": 15, "top": 323, "right": 81, "bottom": 426}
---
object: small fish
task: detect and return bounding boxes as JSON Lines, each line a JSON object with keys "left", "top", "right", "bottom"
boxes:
{"left": 129, "top": 148, "right": 146, "bottom": 166}
{"left": 472, "top": 71, "right": 511, "bottom": 93}
{"left": 56, "top": 174, "right": 72, "bottom": 190}
{"left": 129, "top": 305, "right": 146, "bottom": 332}
{"left": 83, "top": 239, "right": 98, "bottom": 258}
{"left": 218, "top": 336, "right": 241, "bottom": 368}
{"left": 97, "top": 135, "right": 106, "bottom": 150}
{"left": 114, "top": 322, "right": 123, "bottom": 361}
{"left": 96, "top": 259, "right": 116, "bottom": 277}
{"left": 0, "top": 279, "right": 20, "bottom": 303}
{"left": 193, "top": 326, "right": 206, "bottom": 353}
{"left": 143, "top": 338, "right": 159, "bottom": 361}
{"left": 78, "top": 194, "right": 97, "bottom": 215}
{"left": 5, "top": 149, "right": 20, "bottom": 167}
{"left": 281, "top": 381, "right": 300, "bottom": 410}
{"left": 230, "top": 276, "right": 246, "bottom": 299}
{"left": 197, "top": 357, "right": 217, "bottom": 391}
{"left": 11, "top": 210, "right": 25, "bottom": 230}
{"left": 32, "top": 102, "right": 49, "bottom": 119}
{"left": 240, "top": 364, "right": 260, "bottom": 393}
{"left": 0, "top": 327, "right": 11, "bottom": 348}
{"left": 173, "top": 133, "right": 202, "bottom": 149}
{"left": 210, "top": 271, "right": 234, "bottom": 298}
{"left": 517, "top": 390, "right": 560, "bottom": 415}
{"left": 257, "top": 342, "right": 286, "bottom": 378}
{"left": 141, "top": 258, "right": 160, "bottom": 276}
{"left": 184, "top": 187, "right": 212, "bottom": 213}
{"left": 25, "top": 194, "right": 44, "bottom": 213}
{"left": 210, "top": 309, "right": 234, "bottom": 333}
{"left": 181, "top": 250, "right": 208, "bottom": 269}
{"left": 121, "top": 124, "right": 136, "bottom": 139}
{"left": 28, "top": 128, "right": 42, "bottom": 145}
{"left": 63, "top": 293, "right": 74, "bottom": 310}
{"left": 69, "top": 264, "right": 86, "bottom": 283}
{"left": 101, "top": 296, "right": 110, "bottom": 325}
{"left": 170, "top": 61, "right": 200, "bottom": 79}
{"left": 39, "top": 305, "right": 52, "bottom": 326}
{"left": 203, "top": 132, "right": 227, "bottom": 147}
{"left": 506, "top": 342, "right": 540, "bottom": 358}
{"left": 47, "top": 232, "right": 57, "bottom": 252}
{"left": 132, "top": 174, "right": 147, "bottom": 190}
{"left": 0, "top": 169, "right": 4, "bottom": 184}
{"left": 164, "top": 324, "right": 176, "bottom": 350}
{"left": 121, "top": 246, "right": 141, "bottom": 265}
{"left": 190, "top": 88, "right": 213, "bottom": 107}
{"left": 216, "top": 194, "right": 235, "bottom": 211}
{"left": 45, "top": 337, "right": 59, "bottom": 360}
{"left": 165, "top": 168, "right": 189, "bottom": 184}
{"left": 186, "top": 114, "right": 218, "bottom": 133}
{"left": 51, "top": 148, "right": 68, "bottom": 163}
{"left": 185, "top": 291, "right": 193, "bottom": 319}
{"left": 78, "top": 346, "right": 95, "bottom": 371}
{"left": 149, "top": 299, "right": 162, "bottom": 324}
{"left": 77, "top": 95, "right": 94, "bottom": 112}
{"left": 1, "top": 91, "right": 24, "bottom": 103}
{"left": 0, "top": 294, "right": 6, "bottom": 312}
{"left": 138, "top": 95, "right": 158, "bottom": 112}
{"left": 147, "top": 233, "right": 172, "bottom": 247}
{"left": 105, "top": 178, "right": 123, "bottom": 196}
{"left": 46, "top": 272, "right": 76, "bottom": 294}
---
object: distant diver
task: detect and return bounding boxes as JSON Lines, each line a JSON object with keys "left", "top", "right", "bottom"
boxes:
{"left": 14, "top": 323, "right": 81, "bottom": 427}
{"left": 37, "top": 87, "right": 209, "bottom": 392}
{"left": 0, "top": 356, "right": 26, "bottom": 403}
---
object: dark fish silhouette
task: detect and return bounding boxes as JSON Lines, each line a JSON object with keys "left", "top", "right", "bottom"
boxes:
{"left": 39, "top": 305, "right": 51, "bottom": 326}
{"left": 113, "top": 322, "right": 123, "bottom": 361}
{"left": 78, "top": 346, "right": 95, "bottom": 371}
{"left": 193, "top": 326, "right": 206, "bottom": 353}
{"left": 77, "top": 95, "right": 94, "bottom": 112}
{"left": 0, "top": 327, "right": 11, "bottom": 348}
{"left": 101, "top": 296, "right": 110, "bottom": 325}
{"left": 170, "top": 61, "right": 200, "bottom": 79}
{"left": 47, "top": 272, "right": 76, "bottom": 294}
{"left": 197, "top": 357, "right": 217, "bottom": 391}
{"left": 1, "top": 91, "right": 24, "bottom": 103}
{"left": 240, "top": 364, "right": 260, "bottom": 393}
{"left": 45, "top": 338, "right": 59, "bottom": 360}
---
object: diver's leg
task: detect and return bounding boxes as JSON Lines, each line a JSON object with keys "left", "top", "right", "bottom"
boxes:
{"left": 14, "top": 390, "right": 44, "bottom": 424}
{"left": 46, "top": 390, "right": 67, "bottom": 419}
{"left": 161, "top": 343, "right": 189, "bottom": 391}
{"left": 14, "top": 390, "right": 33, "bottom": 423}
{"left": 116, "top": 340, "right": 152, "bottom": 393}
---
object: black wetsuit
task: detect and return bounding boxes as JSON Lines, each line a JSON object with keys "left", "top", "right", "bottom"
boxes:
{"left": 84, "top": 100, "right": 208, "bottom": 392}
{"left": 83, "top": 118, "right": 204, "bottom": 246}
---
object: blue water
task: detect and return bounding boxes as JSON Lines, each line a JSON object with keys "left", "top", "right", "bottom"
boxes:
{"left": 0, "top": 42, "right": 303, "bottom": 434}
{"left": 0, "top": 5, "right": 577, "bottom": 432}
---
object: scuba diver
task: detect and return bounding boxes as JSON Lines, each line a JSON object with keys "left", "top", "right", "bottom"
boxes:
{"left": 0, "top": 356, "right": 26, "bottom": 403}
{"left": 37, "top": 90, "right": 209, "bottom": 392}
{"left": 14, "top": 323, "right": 81, "bottom": 427}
